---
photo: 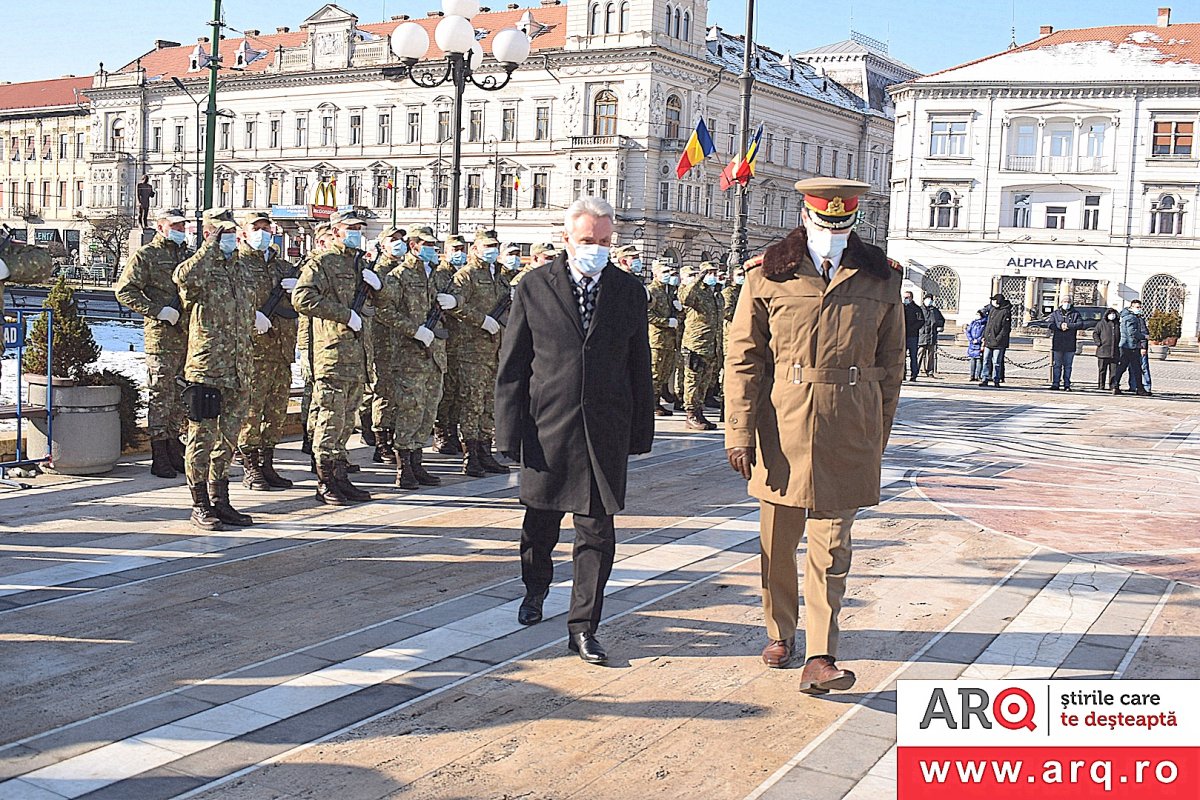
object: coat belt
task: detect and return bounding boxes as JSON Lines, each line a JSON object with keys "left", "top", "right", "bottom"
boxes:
{"left": 789, "top": 365, "right": 886, "bottom": 386}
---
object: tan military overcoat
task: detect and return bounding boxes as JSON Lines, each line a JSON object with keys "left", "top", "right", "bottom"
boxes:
{"left": 724, "top": 228, "right": 905, "bottom": 511}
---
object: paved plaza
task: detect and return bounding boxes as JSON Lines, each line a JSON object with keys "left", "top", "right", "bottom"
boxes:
{"left": 0, "top": 376, "right": 1196, "bottom": 799}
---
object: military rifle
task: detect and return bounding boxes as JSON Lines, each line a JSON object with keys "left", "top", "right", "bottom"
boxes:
{"left": 348, "top": 252, "right": 375, "bottom": 338}
{"left": 487, "top": 292, "right": 513, "bottom": 328}
{"left": 259, "top": 256, "right": 300, "bottom": 321}
{"left": 422, "top": 301, "right": 450, "bottom": 340}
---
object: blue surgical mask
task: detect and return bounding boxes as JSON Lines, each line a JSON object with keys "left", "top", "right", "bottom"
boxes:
{"left": 666, "top": 275, "right": 680, "bottom": 287}
{"left": 420, "top": 245, "right": 438, "bottom": 263}
{"left": 247, "top": 229, "right": 271, "bottom": 251}
{"left": 167, "top": 229, "right": 187, "bottom": 246}
{"left": 218, "top": 233, "right": 237, "bottom": 255}
{"left": 481, "top": 247, "right": 500, "bottom": 264}
{"left": 342, "top": 230, "right": 363, "bottom": 250}
{"left": 703, "top": 275, "right": 718, "bottom": 287}
{"left": 449, "top": 251, "right": 467, "bottom": 267}
{"left": 571, "top": 244, "right": 610, "bottom": 277}
{"left": 389, "top": 239, "right": 406, "bottom": 257}
{"left": 507, "top": 254, "right": 522, "bottom": 270}
{"left": 735, "top": 275, "right": 745, "bottom": 285}
{"left": 631, "top": 258, "right": 644, "bottom": 275}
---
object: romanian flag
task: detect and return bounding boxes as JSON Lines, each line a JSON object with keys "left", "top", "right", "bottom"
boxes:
{"left": 675, "top": 119, "right": 717, "bottom": 179}
{"left": 513, "top": 174, "right": 521, "bottom": 192}
{"left": 719, "top": 123, "right": 765, "bottom": 191}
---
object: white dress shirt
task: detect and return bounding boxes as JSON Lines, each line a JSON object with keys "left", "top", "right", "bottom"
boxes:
{"left": 807, "top": 242, "right": 844, "bottom": 282}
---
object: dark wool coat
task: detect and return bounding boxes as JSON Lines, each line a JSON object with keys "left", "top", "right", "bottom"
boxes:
{"left": 495, "top": 256, "right": 656, "bottom": 516}
{"left": 1093, "top": 316, "right": 1121, "bottom": 359}
{"left": 983, "top": 299, "right": 1014, "bottom": 349}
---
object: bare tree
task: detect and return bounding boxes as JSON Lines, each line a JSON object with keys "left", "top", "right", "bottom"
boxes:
{"left": 87, "top": 212, "right": 137, "bottom": 270}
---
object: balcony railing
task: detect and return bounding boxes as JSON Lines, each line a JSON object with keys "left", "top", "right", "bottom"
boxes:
{"left": 570, "top": 135, "right": 632, "bottom": 150}
{"left": 1004, "top": 154, "right": 1113, "bottom": 173}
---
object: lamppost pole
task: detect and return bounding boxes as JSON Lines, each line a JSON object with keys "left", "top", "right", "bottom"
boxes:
{"left": 202, "top": 0, "right": 222, "bottom": 210}
{"left": 728, "top": 0, "right": 756, "bottom": 269}
{"left": 449, "top": 55, "right": 467, "bottom": 236}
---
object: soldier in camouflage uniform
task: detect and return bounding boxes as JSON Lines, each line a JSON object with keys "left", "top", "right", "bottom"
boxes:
{"left": 447, "top": 228, "right": 510, "bottom": 477}
{"left": 235, "top": 212, "right": 299, "bottom": 491}
{"left": 292, "top": 210, "right": 380, "bottom": 506}
{"left": 678, "top": 262, "right": 721, "bottom": 431}
{"left": 0, "top": 231, "right": 54, "bottom": 312}
{"left": 613, "top": 244, "right": 645, "bottom": 280}
{"left": 499, "top": 241, "right": 524, "bottom": 284}
{"left": 509, "top": 241, "right": 557, "bottom": 291}
{"left": 374, "top": 224, "right": 458, "bottom": 489}
{"left": 362, "top": 226, "right": 406, "bottom": 467}
{"left": 433, "top": 234, "right": 469, "bottom": 455}
{"left": 647, "top": 259, "right": 680, "bottom": 417}
{"left": 706, "top": 263, "right": 727, "bottom": 411}
{"left": 114, "top": 208, "right": 191, "bottom": 478}
{"left": 174, "top": 209, "right": 257, "bottom": 530}
{"left": 298, "top": 223, "right": 334, "bottom": 465}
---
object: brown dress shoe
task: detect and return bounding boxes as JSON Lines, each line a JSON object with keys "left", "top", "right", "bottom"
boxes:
{"left": 799, "top": 655, "right": 856, "bottom": 695}
{"left": 761, "top": 637, "right": 794, "bottom": 668}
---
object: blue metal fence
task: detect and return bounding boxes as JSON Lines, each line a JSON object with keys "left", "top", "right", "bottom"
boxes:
{"left": 1, "top": 309, "right": 54, "bottom": 482}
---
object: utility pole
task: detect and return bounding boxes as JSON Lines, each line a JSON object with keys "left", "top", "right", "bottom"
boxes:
{"left": 728, "top": 0, "right": 755, "bottom": 269}
{"left": 202, "top": 0, "right": 222, "bottom": 210}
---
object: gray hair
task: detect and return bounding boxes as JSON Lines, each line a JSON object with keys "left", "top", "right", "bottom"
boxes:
{"left": 563, "top": 196, "right": 615, "bottom": 233}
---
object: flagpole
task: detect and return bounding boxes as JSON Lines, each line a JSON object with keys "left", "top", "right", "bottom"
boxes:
{"left": 391, "top": 166, "right": 398, "bottom": 228}
{"left": 728, "top": 0, "right": 755, "bottom": 269}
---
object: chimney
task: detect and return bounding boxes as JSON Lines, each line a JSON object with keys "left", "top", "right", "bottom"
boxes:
{"left": 508, "top": 3, "right": 519, "bottom": 8}
{"left": 155, "top": 39, "right": 180, "bottom": 50}
{"left": 540, "top": 0, "right": 561, "bottom": 6}
{"left": 1158, "top": 7, "right": 1171, "bottom": 27}
{"left": 391, "top": 14, "right": 409, "bottom": 20}
{"left": 276, "top": 26, "right": 290, "bottom": 33}
{"left": 245, "top": 29, "right": 260, "bottom": 36}
{"left": 427, "top": 10, "right": 444, "bottom": 17}
{"left": 1039, "top": 25, "right": 1053, "bottom": 36}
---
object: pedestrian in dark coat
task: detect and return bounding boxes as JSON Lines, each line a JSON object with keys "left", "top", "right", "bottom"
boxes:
{"left": 917, "top": 296, "right": 945, "bottom": 376}
{"left": 1093, "top": 309, "right": 1120, "bottom": 389}
{"left": 495, "top": 197, "right": 655, "bottom": 665}
{"left": 1044, "top": 301, "right": 1085, "bottom": 390}
{"left": 980, "top": 295, "right": 1013, "bottom": 387}
{"left": 902, "top": 291, "right": 924, "bottom": 381}
{"left": 965, "top": 310, "right": 986, "bottom": 381}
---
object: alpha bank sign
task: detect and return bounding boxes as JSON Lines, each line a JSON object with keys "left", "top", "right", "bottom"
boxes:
{"left": 1006, "top": 256, "right": 1100, "bottom": 271}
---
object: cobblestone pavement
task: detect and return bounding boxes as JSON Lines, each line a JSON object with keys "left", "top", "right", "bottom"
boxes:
{"left": 0, "top": 382, "right": 1195, "bottom": 800}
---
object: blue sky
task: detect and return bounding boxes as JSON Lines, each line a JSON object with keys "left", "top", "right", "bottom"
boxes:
{"left": 1, "top": 0, "right": 1196, "bottom": 83}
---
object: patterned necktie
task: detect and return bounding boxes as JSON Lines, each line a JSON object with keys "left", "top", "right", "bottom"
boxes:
{"left": 821, "top": 259, "right": 833, "bottom": 285}
{"left": 577, "top": 276, "right": 597, "bottom": 332}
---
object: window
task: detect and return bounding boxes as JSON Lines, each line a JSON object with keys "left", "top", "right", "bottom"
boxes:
{"left": 268, "top": 174, "right": 281, "bottom": 204}
{"left": 466, "top": 174, "right": 482, "bottom": 207}
{"left": 173, "top": 124, "right": 185, "bottom": 152}
{"left": 1083, "top": 195, "right": 1100, "bottom": 230}
{"left": 1150, "top": 194, "right": 1183, "bottom": 235}
{"left": 1012, "top": 193, "right": 1031, "bottom": 228}
{"left": 437, "top": 110, "right": 451, "bottom": 143}
{"left": 535, "top": 106, "right": 551, "bottom": 141}
{"left": 605, "top": 2, "right": 616, "bottom": 33}
{"left": 404, "top": 174, "right": 420, "bottom": 207}
{"left": 929, "top": 189, "right": 959, "bottom": 228}
{"left": 620, "top": 2, "right": 630, "bottom": 32}
{"left": 109, "top": 120, "right": 124, "bottom": 152}
{"left": 41, "top": 181, "right": 50, "bottom": 206}
{"left": 350, "top": 114, "right": 362, "bottom": 145}
{"left": 761, "top": 194, "right": 771, "bottom": 225}
{"left": 407, "top": 111, "right": 420, "bottom": 144}
{"left": 500, "top": 173, "right": 516, "bottom": 207}
{"left": 469, "top": 109, "right": 483, "bottom": 142}
{"left": 57, "top": 181, "right": 66, "bottom": 207}
{"left": 682, "top": 11, "right": 690, "bottom": 39}
{"left": 801, "top": 142, "right": 810, "bottom": 171}
{"left": 727, "top": 124, "right": 736, "bottom": 155}
{"left": 244, "top": 120, "right": 256, "bottom": 150}
{"left": 871, "top": 157, "right": 880, "bottom": 183}
{"left": 75, "top": 180, "right": 84, "bottom": 207}
{"left": 816, "top": 145, "right": 824, "bottom": 174}
{"left": 1045, "top": 205, "right": 1067, "bottom": 229}
{"left": 320, "top": 114, "right": 334, "bottom": 147}
{"left": 590, "top": 2, "right": 601, "bottom": 34}
{"left": 831, "top": 150, "right": 839, "bottom": 176}
{"left": 665, "top": 95, "right": 682, "bottom": 140}
{"left": 532, "top": 172, "right": 549, "bottom": 208}
{"left": 764, "top": 134, "right": 774, "bottom": 162}
{"left": 779, "top": 196, "right": 789, "bottom": 227}
{"left": 293, "top": 175, "right": 308, "bottom": 204}
{"left": 373, "top": 173, "right": 388, "bottom": 208}
{"left": 724, "top": 193, "right": 732, "bottom": 220}
{"left": 502, "top": 107, "right": 517, "bottom": 142}
{"left": 1085, "top": 123, "right": 1106, "bottom": 157}
{"left": 659, "top": 182, "right": 670, "bottom": 211}
{"left": 674, "top": 8, "right": 681, "bottom": 37}
{"left": 1152, "top": 120, "right": 1193, "bottom": 156}
{"left": 242, "top": 177, "right": 255, "bottom": 207}
{"left": 217, "top": 174, "right": 231, "bottom": 207}
{"left": 378, "top": 112, "right": 391, "bottom": 144}
{"left": 269, "top": 119, "right": 280, "bottom": 148}
{"left": 573, "top": 179, "right": 582, "bottom": 200}
{"left": 846, "top": 153, "right": 854, "bottom": 178}
{"left": 664, "top": 4, "right": 672, "bottom": 33}
{"left": 347, "top": 174, "right": 361, "bottom": 206}
{"left": 432, "top": 170, "right": 448, "bottom": 208}
{"left": 929, "top": 120, "right": 967, "bottom": 157}
{"left": 295, "top": 116, "right": 308, "bottom": 147}
{"left": 593, "top": 90, "right": 618, "bottom": 137}
{"left": 219, "top": 122, "right": 231, "bottom": 150}
{"left": 151, "top": 125, "right": 162, "bottom": 153}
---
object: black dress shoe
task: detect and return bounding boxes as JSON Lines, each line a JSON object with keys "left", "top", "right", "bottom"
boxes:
{"left": 568, "top": 631, "right": 608, "bottom": 664}
{"left": 517, "top": 588, "right": 548, "bottom": 626}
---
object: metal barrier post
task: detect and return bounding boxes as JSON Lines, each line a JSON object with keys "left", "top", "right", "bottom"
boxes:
{"left": 1, "top": 309, "right": 54, "bottom": 487}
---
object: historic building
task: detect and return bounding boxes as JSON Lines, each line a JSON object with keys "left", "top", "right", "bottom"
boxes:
{"left": 0, "top": 76, "right": 94, "bottom": 258}
{"left": 888, "top": 7, "right": 1200, "bottom": 337}
{"left": 77, "top": 0, "right": 910, "bottom": 265}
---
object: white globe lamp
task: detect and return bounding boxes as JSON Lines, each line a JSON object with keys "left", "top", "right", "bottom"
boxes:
{"left": 442, "top": 0, "right": 479, "bottom": 18}
{"left": 469, "top": 41, "right": 484, "bottom": 71}
{"left": 390, "top": 22, "right": 430, "bottom": 63}
{"left": 492, "top": 28, "right": 532, "bottom": 68}
{"left": 435, "top": 15, "right": 476, "bottom": 54}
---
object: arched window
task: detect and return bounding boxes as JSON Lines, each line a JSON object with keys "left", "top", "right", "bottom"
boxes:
{"left": 929, "top": 189, "right": 959, "bottom": 229}
{"left": 593, "top": 90, "right": 618, "bottom": 137}
{"left": 921, "top": 265, "right": 961, "bottom": 313}
{"left": 665, "top": 5, "right": 672, "bottom": 34}
{"left": 664, "top": 95, "right": 682, "bottom": 140}
{"left": 1150, "top": 193, "right": 1184, "bottom": 235}
{"left": 605, "top": 2, "right": 616, "bottom": 33}
{"left": 674, "top": 8, "right": 682, "bottom": 38}
{"left": 589, "top": 3, "right": 600, "bottom": 35}
{"left": 682, "top": 11, "right": 690, "bottom": 40}
{"left": 619, "top": 1, "right": 630, "bottom": 32}
{"left": 1141, "top": 273, "right": 1186, "bottom": 315}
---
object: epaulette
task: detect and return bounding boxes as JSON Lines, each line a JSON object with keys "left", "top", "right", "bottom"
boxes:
{"left": 887, "top": 258, "right": 903, "bottom": 274}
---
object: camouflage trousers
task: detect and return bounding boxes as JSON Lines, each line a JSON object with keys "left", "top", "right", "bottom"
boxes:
{"left": 370, "top": 339, "right": 399, "bottom": 431}
{"left": 312, "top": 370, "right": 365, "bottom": 462}
{"left": 436, "top": 350, "right": 461, "bottom": 431}
{"left": 682, "top": 351, "right": 716, "bottom": 412}
{"left": 357, "top": 317, "right": 376, "bottom": 428}
{"left": 456, "top": 356, "right": 497, "bottom": 440}
{"left": 145, "top": 349, "right": 188, "bottom": 440}
{"left": 238, "top": 359, "right": 291, "bottom": 450}
{"left": 394, "top": 356, "right": 446, "bottom": 450}
{"left": 651, "top": 346, "right": 677, "bottom": 399}
{"left": 185, "top": 384, "right": 248, "bottom": 485}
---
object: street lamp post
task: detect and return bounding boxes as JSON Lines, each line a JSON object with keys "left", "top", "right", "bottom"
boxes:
{"left": 171, "top": 77, "right": 206, "bottom": 248}
{"left": 385, "top": 0, "right": 532, "bottom": 236}
{"left": 728, "top": 0, "right": 756, "bottom": 270}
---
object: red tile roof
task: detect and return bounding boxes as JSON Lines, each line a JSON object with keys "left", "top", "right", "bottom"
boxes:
{"left": 0, "top": 75, "right": 92, "bottom": 112}
{"left": 116, "top": 4, "right": 567, "bottom": 85}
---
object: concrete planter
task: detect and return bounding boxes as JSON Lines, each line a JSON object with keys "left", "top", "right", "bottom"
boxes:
{"left": 1148, "top": 345, "right": 1171, "bottom": 361}
{"left": 23, "top": 376, "right": 122, "bottom": 475}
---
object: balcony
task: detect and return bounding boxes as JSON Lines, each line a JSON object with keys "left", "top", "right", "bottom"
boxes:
{"left": 1003, "top": 154, "right": 1113, "bottom": 173}
{"left": 570, "top": 135, "right": 632, "bottom": 150}
{"left": 660, "top": 138, "right": 686, "bottom": 152}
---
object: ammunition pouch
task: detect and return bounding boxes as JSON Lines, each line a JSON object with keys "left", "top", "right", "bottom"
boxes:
{"left": 181, "top": 383, "right": 222, "bottom": 422}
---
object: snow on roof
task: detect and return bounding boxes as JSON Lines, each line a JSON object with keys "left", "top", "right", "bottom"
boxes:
{"left": 918, "top": 23, "right": 1200, "bottom": 83}
{"left": 793, "top": 39, "right": 921, "bottom": 75}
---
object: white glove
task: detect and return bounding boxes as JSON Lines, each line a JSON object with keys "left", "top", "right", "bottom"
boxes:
{"left": 673, "top": 299, "right": 683, "bottom": 311}
{"left": 481, "top": 315, "right": 501, "bottom": 335}
{"left": 667, "top": 318, "right": 678, "bottom": 329}
{"left": 254, "top": 311, "right": 271, "bottom": 335}
{"left": 347, "top": 309, "right": 363, "bottom": 332}
{"left": 156, "top": 306, "right": 181, "bottom": 325}
{"left": 280, "top": 277, "right": 298, "bottom": 291}
{"left": 413, "top": 325, "right": 436, "bottom": 347}
{"left": 0, "top": 257, "right": 9, "bottom": 281}
{"left": 361, "top": 268, "right": 382, "bottom": 291}
{"left": 436, "top": 292, "right": 457, "bottom": 310}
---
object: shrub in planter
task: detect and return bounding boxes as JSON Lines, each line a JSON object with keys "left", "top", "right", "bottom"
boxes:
{"left": 1145, "top": 310, "right": 1182, "bottom": 346}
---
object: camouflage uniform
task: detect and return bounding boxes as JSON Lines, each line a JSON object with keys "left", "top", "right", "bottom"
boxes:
{"left": 237, "top": 244, "right": 298, "bottom": 452}
{"left": 448, "top": 253, "right": 508, "bottom": 441}
{"left": 679, "top": 277, "right": 721, "bottom": 414}
{"left": 647, "top": 278, "right": 679, "bottom": 401}
{"left": 114, "top": 233, "right": 189, "bottom": 443}
{"left": 433, "top": 254, "right": 463, "bottom": 445}
{"left": 368, "top": 250, "right": 404, "bottom": 434}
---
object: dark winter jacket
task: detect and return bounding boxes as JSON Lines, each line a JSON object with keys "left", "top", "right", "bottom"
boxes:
{"left": 1092, "top": 315, "right": 1121, "bottom": 359}
{"left": 1045, "top": 306, "right": 1086, "bottom": 352}
{"left": 966, "top": 317, "right": 986, "bottom": 359}
{"left": 918, "top": 304, "right": 945, "bottom": 346}
{"left": 902, "top": 301, "right": 924, "bottom": 339}
{"left": 983, "top": 299, "right": 1014, "bottom": 349}
{"left": 1119, "top": 309, "right": 1148, "bottom": 350}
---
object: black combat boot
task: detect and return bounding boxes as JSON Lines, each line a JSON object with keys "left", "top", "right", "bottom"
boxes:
{"left": 260, "top": 447, "right": 294, "bottom": 489}
{"left": 462, "top": 440, "right": 487, "bottom": 478}
{"left": 150, "top": 438, "right": 176, "bottom": 479}
{"left": 410, "top": 449, "right": 440, "bottom": 486}
{"left": 208, "top": 479, "right": 253, "bottom": 527}
{"left": 435, "top": 424, "right": 463, "bottom": 456}
{"left": 335, "top": 459, "right": 372, "bottom": 502}
{"left": 167, "top": 436, "right": 187, "bottom": 473}
{"left": 477, "top": 439, "right": 509, "bottom": 474}
{"left": 301, "top": 433, "right": 313, "bottom": 455}
{"left": 686, "top": 410, "right": 717, "bottom": 431}
{"left": 394, "top": 449, "right": 420, "bottom": 490}
{"left": 372, "top": 429, "right": 397, "bottom": 465}
{"left": 241, "top": 448, "right": 273, "bottom": 491}
{"left": 315, "top": 459, "right": 351, "bottom": 505}
{"left": 188, "top": 484, "right": 223, "bottom": 530}
{"left": 359, "top": 411, "right": 376, "bottom": 447}
{"left": 655, "top": 402, "right": 673, "bottom": 417}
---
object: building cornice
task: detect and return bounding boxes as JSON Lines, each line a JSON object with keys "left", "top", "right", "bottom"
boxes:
{"left": 892, "top": 83, "right": 1200, "bottom": 101}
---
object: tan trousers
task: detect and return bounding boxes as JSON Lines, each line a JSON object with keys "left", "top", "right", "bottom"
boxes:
{"left": 759, "top": 500, "right": 856, "bottom": 659}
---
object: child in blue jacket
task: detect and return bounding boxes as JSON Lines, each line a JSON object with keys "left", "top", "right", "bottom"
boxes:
{"left": 966, "top": 309, "right": 987, "bottom": 381}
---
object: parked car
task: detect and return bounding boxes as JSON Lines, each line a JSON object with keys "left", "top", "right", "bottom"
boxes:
{"left": 1026, "top": 305, "right": 1107, "bottom": 332}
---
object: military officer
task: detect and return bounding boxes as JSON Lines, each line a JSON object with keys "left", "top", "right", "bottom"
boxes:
{"left": 678, "top": 262, "right": 721, "bottom": 430}
{"left": 706, "top": 262, "right": 726, "bottom": 412}
{"left": 433, "top": 233, "right": 469, "bottom": 456}
{"left": 114, "top": 208, "right": 191, "bottom": 478}
{"left": 612, "top": 244, "right": 644, "bottom": 279}
{"left": 298, "top": 223, "right": 333, "bottom": 464}
{"left": 447, "top": 228, "right": 510, "bottom": 477}
{"left": 362, "top": 226, "right": 405, "bottom": 466}
{"left": 174, "top": 208, "right": 258, "bottom": 530}
{"left": 235, "top": 212, "right": 299, "bottom": 491}
{"left": 724, "top": 178, "right": 903, "bottom": 694}
{"left": 647, "top": 260, "right": 680, "bottom": 417}
{"left": 509, "top": 241, "right": 557, "bottom": 290}
{"left": 375, "top": 224, "right": 457, "bottom": 489}
{"left": 0, "top": 230, "right": 54, "bottom": 316}
{"left": 292, "top": 210, "right": 380, "bottom": 505}
{"left": 499, "top": 242, "right": 523, "bottom": 283}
